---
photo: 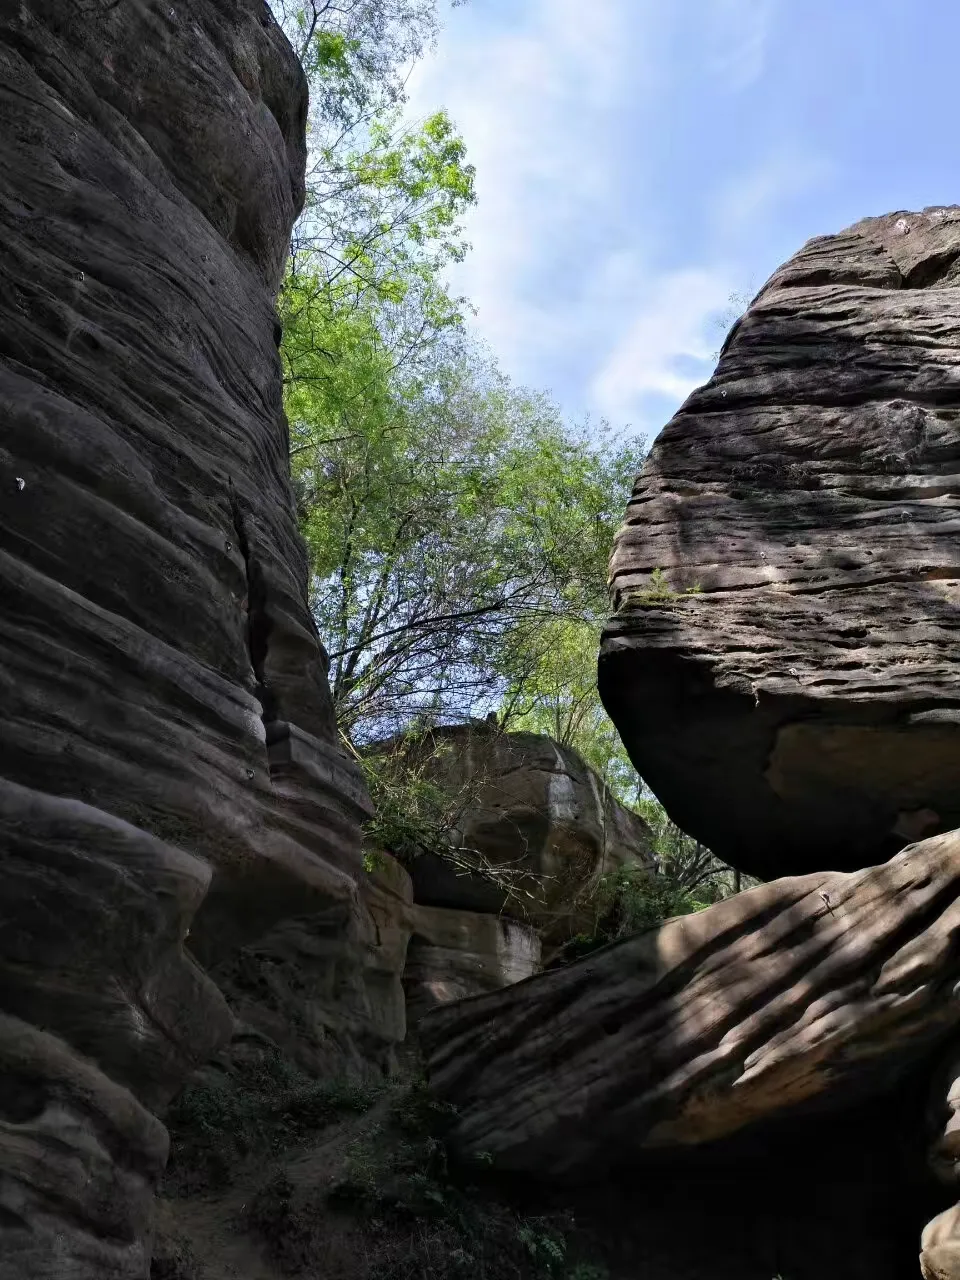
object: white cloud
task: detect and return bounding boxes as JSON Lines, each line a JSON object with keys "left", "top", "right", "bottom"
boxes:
{"left": 591, "top": 267, "right": 736, "bottom": 424}
{"left": 399, "top": 0, "right": 824, "bottom": 438}
{"left": 703, "top": 0, "right": 778, "bottom": 91}
{"left": 404, "top": 0, "right": 647, "bottom": 377}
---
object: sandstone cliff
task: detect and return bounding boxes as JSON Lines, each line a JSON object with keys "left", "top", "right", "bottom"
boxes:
{"left": 6, "top": 6, "right": 960, "bottom": 1276}
{"left": 395, "top": 725, "right": 654, "bottom": 945}
{"left": 0, "top": 4, "right": 382, "bottom": 1275}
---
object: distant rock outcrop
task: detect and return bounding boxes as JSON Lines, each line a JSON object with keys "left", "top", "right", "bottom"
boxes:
{"left": 398, "top": 726, "right": 654, "bottom": 947}
{"left": 601, "top": 208, "right": 960, "bottom": 881}
{"left": 0, "top": 4, "right": 379, "bottom": 1274}
{"left": 422, "top": 830, "right": 960, "bottom": 1179}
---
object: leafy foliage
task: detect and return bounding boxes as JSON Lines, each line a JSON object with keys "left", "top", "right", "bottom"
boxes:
{"left": 271, "top": 0, "right": 745, "bottom": 932}
{"left": 293, "top": 333, "right": 644, "bottom": 742}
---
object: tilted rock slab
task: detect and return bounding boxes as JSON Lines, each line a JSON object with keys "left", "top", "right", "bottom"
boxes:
{"left": 0, "top": 3, "right": 371, "bottom": 1275}
{"left": 601, "top": 209, "right": 960, "bottom": 880}
{"left": 422, "top": 830, "right": 960, "bottom": 1180}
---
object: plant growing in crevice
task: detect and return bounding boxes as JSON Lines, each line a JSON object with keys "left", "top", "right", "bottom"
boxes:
{"left": 617, "top": 567, "right": 702, "bottom": 609}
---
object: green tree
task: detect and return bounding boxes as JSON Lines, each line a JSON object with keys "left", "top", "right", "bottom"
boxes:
{"left": 498, "top": 616, "right": 637, "bottom": 799}
{"left": 273, "top": 0, "right": 476, "bottom": 386}
{"left": 271, "top": 0, "right": 748, "bottom": 930}
{"left": 291, "top": 332, "right": 644, "bottom": 742}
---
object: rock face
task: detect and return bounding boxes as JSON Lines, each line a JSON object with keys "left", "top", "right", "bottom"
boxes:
{"left": 922, "top": 1205, "right": 960, "bottom": 1280}
{"left": 404, "top": 904, "right": 541, "bottom": 1022}
{"left": 601, "top": 208, "right": 960, "bottom": 881}
{"left": 205, "top": 858, "right": 413, "bottom": 1081}
{"left": 400, "top": 727, "right": 653, "bottom": 944}
{"left": 421, "top": 830, "right": 960, "bottom": 1179}
{"left": 0, "top": 4, "right": 375, "bottom": 1275}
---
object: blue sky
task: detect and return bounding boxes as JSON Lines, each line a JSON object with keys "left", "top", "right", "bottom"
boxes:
{"left": 406, "top": 0, "right": 960, "bottom": 441}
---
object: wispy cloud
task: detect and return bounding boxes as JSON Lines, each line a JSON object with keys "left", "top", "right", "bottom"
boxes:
{"left": 401, "top": 0, "right": 826, "bottom": 439}
{"left": 591, "top": 267, "right": 736, "bottom": 425}
{"left": 713, "top": 149, "right": 834, "bottom": 242}
{"left": 702, "top": 0, "right": 778, "bottom": 90}
{"left": 405, "top": 0, "right": 645, "bottom": 380}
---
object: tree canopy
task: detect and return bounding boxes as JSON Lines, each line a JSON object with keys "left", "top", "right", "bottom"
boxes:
{"left": 269, "top": 0, "right": 743, "bottom": 917}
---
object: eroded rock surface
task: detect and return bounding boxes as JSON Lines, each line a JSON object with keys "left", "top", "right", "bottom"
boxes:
{"left": 399, "top": 726, "right": 653, "bottom": 945}
{"left": 422, "top": 830, "right": 960, "bottom": 1179}
{"left": 601, "top": 208, "right": 960, "bottom": 880}
{"left": 0, "top": 3, "right": 371, "bottom": 1274}
{"left": 404, "top": 903, "right": 541, "bottom": 1021}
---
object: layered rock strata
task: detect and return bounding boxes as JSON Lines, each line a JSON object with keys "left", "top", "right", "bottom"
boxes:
{"left": 422, "top": 830, "right": 960, "bottom": 1180}
{"left": 404, "top": 904, "right": 541, "bottom": 1021}
{"left": 0, "top": 3, "right": 371, "bottom": 1275}
{"left": 601, "top": 209, "right": 960, "bottom": 880}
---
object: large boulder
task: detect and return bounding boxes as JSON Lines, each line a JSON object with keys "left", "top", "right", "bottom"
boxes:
{"left": 0, "top": 4, "right": 373, "bottom": 1274}
{"left": 421, "top": 829, "right": 960, "bottom": 1180}
{"left": 601, "top": 208, "right": 960, "bottom": 881}
{"left": 395, "top": 726, "right": 653, "bottom": 945}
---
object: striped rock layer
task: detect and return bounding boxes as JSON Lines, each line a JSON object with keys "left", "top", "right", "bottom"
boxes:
{"left": 601, "top": 209, "right": 960, "bottom": 879}
{"left": 422, "top": 831, "right": 960, "bottom": 1179}
{"left": 0, "top": 4, "right": 373, "bottom": 1275}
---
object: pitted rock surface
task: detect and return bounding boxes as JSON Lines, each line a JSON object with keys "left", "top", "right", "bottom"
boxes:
{"left": 601, "top": 208, "right": 960, "bottom": 879}
{"left": 0, "top": 3, "right": 370, "bottom": 1274}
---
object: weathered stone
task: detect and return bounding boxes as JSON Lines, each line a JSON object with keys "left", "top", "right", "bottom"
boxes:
{"left": 422, "top": 830, "right": 960, "bottom": 1179}
{"left": 208, "top": 853, "right": 414, "bottom": 1077}
{"left": 926, "top": 1045, "right": 960, "bottom": 1187}
{"left": 922, "top": 1204, "right": 960, "bottom": 1280}
{"left": 404, "top": 904, "right": 541, "bottom": 1021}
{"left": 360, "top": 852, "right": 417, "bottom": 1051}
{"left": 0, "top": 2, "right": 370, "bottom": 1273}
{"left": 0, "top": 1013, "right": 168, "bottom": 1280}
{"left": 399, "top": 727, "right": 653, "bottom": 944}
{"left": 601, "top": 208, "right": 960, "bottom": 880}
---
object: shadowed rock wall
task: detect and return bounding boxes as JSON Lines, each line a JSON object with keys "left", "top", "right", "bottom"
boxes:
{"left": 0, "top": 3, "right": 372, "bottom": 1275}
{"left": 601, "top": 208, "right": 960, "bottom": 880}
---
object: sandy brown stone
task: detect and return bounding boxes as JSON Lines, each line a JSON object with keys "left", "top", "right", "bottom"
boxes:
{"left": 399, "top": 727, "right": 653, "bottom": 945}
{"left": 404, "top": 903, "right": 541, "bottom": 1021}
{"left": 422, "top": 829, "right": 960, "bottom": 1179}
{"left": 601, "top": 208, "right": 960, "bottom": 879}
{"left": 922, "top": 1203, "right": 960, "bottom": 1280}
{"left": 0, "top": 3, "right": 370, "bottom": 1274}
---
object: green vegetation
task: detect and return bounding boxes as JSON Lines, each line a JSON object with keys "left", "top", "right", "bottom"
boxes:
{"left": 245, "top": 1079, "right": 609, "bottom": 1280}
{"left": 270, "top": 0, "right": 743, "bottom": 927}
{"left": 164, "top": 1048, "right": 385, "bottom": 1192}
{"left": 616, "top": 566, "right": 703, "bottom": 608}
